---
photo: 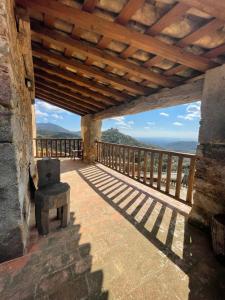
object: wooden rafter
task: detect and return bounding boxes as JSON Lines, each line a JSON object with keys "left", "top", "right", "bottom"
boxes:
{"left": 35, "top": 82, "right": 100, "bottom": 113}
{"left": 98, "top": 0, "right": 145, "bottom": 49}
{"left": 147, "top": 17, "right": 224, "bottom": 72}
{"left": 36, "top": 92, "right": 85, "bottom": 116}
{"left": 17, "top": 0, "right": 214, "bottom": 72}
{"left": 32, "top": 45, "right": 150, "bottom": 95}
{"left": 177, "top": 0, "right": 225, "bottom": 21}
{"left": 31, "top": 23, "right": 174, "bottom": 87}
{"left": 35, "top": 69, "right": 111, "bottom": 108}
{"left": 33, "top": 58, "right": 130, "bottom": 102}
{"left": 35, "top": 85, "right": 96, "bottom": 113}
{"left": 35, "top": 75, "right": 106, "bottom": 110}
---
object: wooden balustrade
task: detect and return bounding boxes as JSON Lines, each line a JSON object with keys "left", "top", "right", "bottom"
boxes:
{"left": 96, "top": 141, "right": 196, "bottom": 205}
{"left": 34, "top": 138, "right": 83, "bottom": 158}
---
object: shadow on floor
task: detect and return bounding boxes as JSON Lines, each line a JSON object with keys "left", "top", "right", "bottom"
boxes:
{"left": 76, "top": 162, "right": 225, "bottom": 300}
{"left": 0, "top": 211, "right": 108, "bottom": 300}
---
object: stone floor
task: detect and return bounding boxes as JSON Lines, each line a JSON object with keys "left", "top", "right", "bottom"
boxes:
{"left": 0, "top": 159, "right": 225, "bottom": 299}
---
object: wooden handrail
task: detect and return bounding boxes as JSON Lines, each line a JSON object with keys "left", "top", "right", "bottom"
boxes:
{"left": 96, "top": 141, "right": 197, "bottom": 205}
{"left": 34, "top": 138, "right": 83, "bottom": 158}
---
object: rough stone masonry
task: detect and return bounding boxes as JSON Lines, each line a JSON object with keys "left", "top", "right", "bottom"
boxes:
{"left": 189, "top": 65, "right": 225, "bottom": 228}
{"left": 0, "top": 0, "right": 35, "bottom": 262}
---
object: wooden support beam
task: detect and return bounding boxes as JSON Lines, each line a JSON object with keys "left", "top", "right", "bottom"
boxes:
{"left": 35, "top": 82, "right": 99, "bottom": 112}
{"left": 33, "top": 58, "right": 129, "bottom": 102}
{"left": 93, "top": 79, "right": 203, "bottom": 120}
{"left": 35, "top": 92, "right": 85, "bottom": 115}
{"left": 31, "top": 23, "right": 174, "bottom": 87}
{"left": 35, "top": 76, "right": 105, "bottom": 110}
{"left": 32, "top": 45, "right": 149, "bottom": 95}
{"left": 16, "top": 0, "right": 214, "bottom": 71}
{"left": 34, "top": 68, "right": 110, "bottom": 108}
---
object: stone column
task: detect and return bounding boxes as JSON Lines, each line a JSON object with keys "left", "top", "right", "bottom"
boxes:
{"left": 81, "top": 115, "right": 102, "bottom": 162}
{"left": 0, "top": 0, "right": 35, "bottom": 262}
{"left": 189, "top": 64, "right": 225, "bottom": 229}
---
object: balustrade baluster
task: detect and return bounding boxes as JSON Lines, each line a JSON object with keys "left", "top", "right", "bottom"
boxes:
{"left": 157, "top": 152, "right": 163, "bottom": 190}
{"left": 166, "top": 154, "right": 172, "bottom": 194}
{"left": 150, "top": 152, "right": 154, "bottom": 186}
{"left": 143, "top": 151, "right": 147, "bottom": 184}
{"left": 175, "top": 156, "right": 184, "bottom": 199}
{"left": 186, "top": 157, "right": 196, "bottom": 205}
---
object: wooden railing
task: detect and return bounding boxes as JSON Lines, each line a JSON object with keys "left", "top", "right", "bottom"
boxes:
{"left": 96, "top": 141, "right": 196, "bottom": 205}
{"left": 34, "top": 138, "right": 83, "bottom": 158}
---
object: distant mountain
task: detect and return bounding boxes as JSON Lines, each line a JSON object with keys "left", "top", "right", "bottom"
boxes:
{"left": 37, "top": 123, "right": 80, "bottom": 138}
{"left": 165, "top": 141, "right": 198, "bottom": 153}
{"left": 101, "top": 128, "right": 157, "bottom": 148}
{"left": 36, "top": 123, "right": 196, "bottom": 153}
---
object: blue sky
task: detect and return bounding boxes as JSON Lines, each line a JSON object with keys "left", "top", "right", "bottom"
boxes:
{"left": 35, "top": 98, "right": 201, "bottom": 140}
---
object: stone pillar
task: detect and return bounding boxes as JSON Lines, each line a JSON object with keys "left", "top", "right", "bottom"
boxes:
{"left": 0, "top": 0, "right": 35, "bottom": 261}
{"left": 81, "top": 115, "right": 102, "bottom": 162}
{"left": 189, "top": 65, "right": 225, "bottom": 229}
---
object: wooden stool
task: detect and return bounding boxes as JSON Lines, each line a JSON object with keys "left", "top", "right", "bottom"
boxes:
{"left": 35, "top": 159, "right": 70, "bottom": 235}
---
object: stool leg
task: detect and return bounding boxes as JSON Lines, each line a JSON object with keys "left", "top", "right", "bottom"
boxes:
{"left": 61, "top": 204, "right": 70, "bottom": 227}
{"left": 57, "top": 207, "right": 62, "bottom": 220}
{"left": 35, "top": 204, "right": 42, "bottom": 233}
{"left": 41, "top": 210, "right": 49, "bottom": 235}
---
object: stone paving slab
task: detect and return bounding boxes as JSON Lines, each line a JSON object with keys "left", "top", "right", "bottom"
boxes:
{"left": 0, "top": 159, "right": 224, "bottom": 299}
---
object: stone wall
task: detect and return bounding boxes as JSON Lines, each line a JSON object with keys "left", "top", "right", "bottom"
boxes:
{"left": 189, "top": 65, "right": 225, "bottom": 228}
{"left": 0, "top": 0, "right": 35, "bottom": 262}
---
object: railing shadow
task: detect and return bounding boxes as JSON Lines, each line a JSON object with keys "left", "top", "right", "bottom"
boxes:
{"left": 77, "top": 163, "right": 225, "bottom": 300}
{"left": 0, "top": 210, "right": 108, "bottom": 299}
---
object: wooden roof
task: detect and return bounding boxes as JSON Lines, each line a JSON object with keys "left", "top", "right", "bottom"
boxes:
{"left": 16, "top": 0, "right": 225, "bottom": 116}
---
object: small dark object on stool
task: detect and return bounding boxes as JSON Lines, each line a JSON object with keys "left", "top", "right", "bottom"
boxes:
{"left": 35, "top": 158, "right": 70, "bottom": 235}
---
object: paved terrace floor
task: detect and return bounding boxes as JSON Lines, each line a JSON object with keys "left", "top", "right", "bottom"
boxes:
{"left": 0, "top": 159, "right": 225, "bottom": 299}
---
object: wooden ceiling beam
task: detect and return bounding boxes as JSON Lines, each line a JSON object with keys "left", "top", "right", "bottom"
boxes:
{"left": 35, "top": 92, "right": 85, "bottom": 116}
{"left": 36, "top": 87, "right": 93, "bottom": 115}
{"left": 35, "top": 82, "right": 99, "bottom": 113}
{"left": 34, "top": 68, "right": 112, "bottom": 108}
{"left": 33, "top": 58, "right": 129, "bottom": 102}
{"left": 16, "top": 0, "right": 214, "bottom": 71}
{"left": 177, "top": 0, "right": 225, "bottom": 21}
{"left": 35, "top": 74, "right": 106, "bottom": 110}
{"left": 32, "top": 45, "right": 150, "bottom": 95}
{"left": 31, "top": 23, "right": 174, "bottom": 87}
{"left": 93, "top": 79, "right": 204, "bottom": 120}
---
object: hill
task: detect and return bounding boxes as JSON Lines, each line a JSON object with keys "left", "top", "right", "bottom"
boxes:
{"left": 37, "top": 123, "right": 80, "bottom": 138}
{"left": 102, "top": 128, "right": 156, "bottom": 148}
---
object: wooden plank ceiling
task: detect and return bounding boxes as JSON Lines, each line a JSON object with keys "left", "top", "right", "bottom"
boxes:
{"left": 16, "top": 0, "right": 225, "bottom": 116}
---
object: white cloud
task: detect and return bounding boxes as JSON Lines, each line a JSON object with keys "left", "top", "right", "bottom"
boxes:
{"left": 51, "top": 113, "right": 64, "bottom": 120}
{"left": 173, "top": 122, "right": 183, "bottom": 126}
{"left": 160, "top": 112, "right": 169, "bottom": 117}
{"left": 147, "top": 121, "right": 155, "bottom": 126}
{"left": 36, "top": 109, "right": 48, "bottom": 117}
{"left": 110, "top": 116, "right": 133, "bottom": 129}
{"left": 178, "top": 102, "right": 201, "bottom": 121}
{"left": 35, "top": 99, "right": 67, "bottom": 114}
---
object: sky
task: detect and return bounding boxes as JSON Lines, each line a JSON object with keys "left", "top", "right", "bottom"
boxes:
{"left": 35, "top": 98, "right": 201, "bottom": 140}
